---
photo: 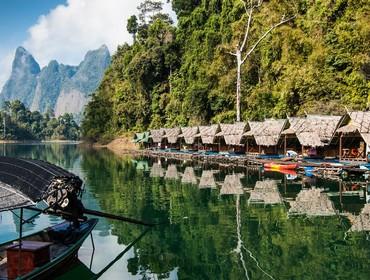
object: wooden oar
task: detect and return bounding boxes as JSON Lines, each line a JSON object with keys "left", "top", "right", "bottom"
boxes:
{"left": 83, "top": 208, "right": 157, "bottom": 227}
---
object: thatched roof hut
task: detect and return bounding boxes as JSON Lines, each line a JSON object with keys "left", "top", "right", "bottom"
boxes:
{"left": 150, "top": 129, "right": 165, "bottom": 143}
{"left": 198, "top": 170, "right": 218, "bottom": 189}
{"left": 196, "top": 124, "right": 220, "bottom": 144}
{"left": 336, "top": 111, "right": 370, "bottom": 144}
{"left": 248, "top": 180, "right": 283, "bottom": 205}
{"left": 179, "top": 126, "right": 199, "bottom": 144}
{"left": 215, "top": 122, "right": 249, "bottom": 145}
{"left": 349, "top": 204, "right": 370, "bottom": 232}
{"left": 282, "top": 115, "right": 342, "bottom": 147}
{"left": 165, "top": 164, "right": 180, "bottom": 180}
{"left": 181, "top": 167, "right": 198, "bottom": 185}
{"left": 164, "top": 127, "right": 181, "bottom": 144}
{"left": 244, "top": 119, "right": 287, "bottom": 146}
{"left": 220, "top": 174, "right": 244, "bottom": 195}
{"left": 150, "top": 162, "right": 164, "bottom": 177}
{"left": 288, "top": 188, "right": 336, "bottom": 216}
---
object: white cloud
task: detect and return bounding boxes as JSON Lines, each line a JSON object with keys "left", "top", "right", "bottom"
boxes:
{"left": 0, "top": 0, "right": 176, "bottom": 89}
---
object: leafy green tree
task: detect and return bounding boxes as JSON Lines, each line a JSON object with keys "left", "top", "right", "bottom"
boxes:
{"left": 127, "top": 15, "right": 139, "bottom": 42}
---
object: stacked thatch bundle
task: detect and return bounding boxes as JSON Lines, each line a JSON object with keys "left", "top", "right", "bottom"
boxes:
{"left": 336, "top": 111, "right": 370, "bottom": 144}
{"left": 289, "top": 188, "right": 336, "bottom": 216}
{"left": 248, "top": 180, "right": 282, "bottom": 204}
{"left": 179, "top": 126, "right": 200, "bottom": 144}
{"left": 150, "top": 162, "right": 165, "bottom": 177}
{"left": 150, "top": 128, "right": 165, "bottom": 143}
{"left": 165, "top": 164, "right": 180, "bottom": 180}
{"left": 244, "top": 119, "right": 287, "bottom": 146}
{"left": 181, "top": 167, "right": 198, "bottom": 185}
{"left": 164, "top": 127, "right": 181, "bottom": 144}
{"left": 220, "top": 174, "right": 244, "bottom": 195}
{"left": 198, "top": 170, "right": 218, "bottom": 189}
{"left": 349, "top": 204, "right": 370, "bottom": 232}
{"left": 283, "top": 115, "right": 342, "bottom": 147}
{"left": 197, "top": 124, "right": 220, "bottom": 144}
{"left": 216, "top": 122, "right": 248, "bottom": 145}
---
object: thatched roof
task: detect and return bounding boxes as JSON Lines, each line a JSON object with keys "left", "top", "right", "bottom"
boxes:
{"left": 337, "top": 111, "right": 370, "bottom": 145}
{"left": 199, "top": 170, "right": 218, "bottom": 189}
{"left": 197, "top": 124, "right": 220, "bottom": 144}
{"left": 288, "top": 188, "right": 336, "bottom": 216}
{"left": 181, "top": 167, "right": 198, "bottom": 185}
{"left": 165, "top": 164, "right": 180, "bottom": 180}
{"left": 349, "top": 204, "right": 370, "bottom": 232}
{"left": 283, "top": 115, "right": 342, "bottom": 147}
{"left": 150, "top": 129, "right": 165, "bottom": 143}
{"left": 244, "top": 119, "right": 287, "bottom": 146}
{"left": 216, "top": 122, "right": 248, "bottom": 145}
{"left": 248, "top": 180, "right": 283, "bottom": 205}
{"left": 164, "top": 127, "right": 181, "bottom": 144}
{"left": 179, "top": 127, "right": 199, "bottom": 144}
{"left": 150, "top": 162, "right": 164, "bottom": 177}
{"left": 220, "top": 174, "right": 244, "bottom": 195}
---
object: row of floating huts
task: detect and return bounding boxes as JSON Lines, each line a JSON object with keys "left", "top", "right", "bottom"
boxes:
{"left": 134, "top": 111, "right": 370, "bottom": 161}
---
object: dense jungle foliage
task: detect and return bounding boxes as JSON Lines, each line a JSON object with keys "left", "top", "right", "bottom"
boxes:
{"left": 0, "top": 100, "right": 80, "bottom": 140}
{"left": 82, "top": 0, "right": 370, "bottom": 141}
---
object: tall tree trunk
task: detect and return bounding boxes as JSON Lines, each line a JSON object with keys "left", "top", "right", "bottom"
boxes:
{"left": 236, "top": 49, "right": 242, "bottom": 122}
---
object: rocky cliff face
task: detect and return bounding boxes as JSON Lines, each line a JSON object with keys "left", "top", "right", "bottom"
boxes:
{"left": 0, "top": 45, "right": 110, "bottom": 121}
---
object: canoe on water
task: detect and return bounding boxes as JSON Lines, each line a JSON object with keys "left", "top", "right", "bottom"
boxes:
{"left": 0, "top": 218, "right": 98, "bottom": 280}
{"left": 264, "top": 162, "right": 299, "bottom": 170}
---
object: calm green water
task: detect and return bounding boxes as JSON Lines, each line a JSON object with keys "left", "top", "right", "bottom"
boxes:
{"left": 0, "top": 143, "right": 369, "bottom": 279}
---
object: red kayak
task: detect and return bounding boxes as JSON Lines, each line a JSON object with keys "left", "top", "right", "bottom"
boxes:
{"left": 264, "top": 167, "right": 298, "bottom": 176}
{"left": 264, "top": 162, "right": 298, "bottom": 170}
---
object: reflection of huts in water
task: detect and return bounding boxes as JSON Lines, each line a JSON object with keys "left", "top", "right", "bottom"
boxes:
{"left": 150, "top": 162, "right": 165, "bottom": 177}
{"left": 288, "top": 188, "right": 336, "bottom": 216}
{"left": 179, "top": 126, "right": 199, "bottom": 150}
{"left": 134, "top": 160, "right": 149, "bottom": 171}
{"left": 244, "top": 119, "right": 287, "bottom": 155}
{"left": 282, "top": 115, "right": 342, "bottom": 158}
{"left": 248, "top": 180, "right": 283, "bottom": 205}
{"left": 349, "top": 204, "right": 370, "bottom": 232}
{"left": 165, "top": 164, "right": 180, "bottom": 180}
{"left": 220, "top": 174, "right": 244, "bottom": 195}
{"left": 163, "top": 127, "right": 181, "bottom": 149}
{"left": 336, "top": 111, "right": 370, "bottom": 161}
{"left": 198, "top": 170, "right": 218, "bottom": 189}
{"left": 197, "top": 124, "right": 220, "bottom": 151}
{"left": 215, "top": 122, "right": 248, "bottom": 153}
{"left": 181, "top": 167, "right": 198, "bottom": 185}
{"left": 150, "top": 128, "right": 165, "bottom": 149}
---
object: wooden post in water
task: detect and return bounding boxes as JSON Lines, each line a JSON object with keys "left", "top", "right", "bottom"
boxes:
{"left": 284, "top": 135, "right": 287, "bottom": 155}
{"left": 339, "top": 133, "right": 343, "bottom": 160}
{"left": 246, "top": 139, "right": 249, "bottom": 155}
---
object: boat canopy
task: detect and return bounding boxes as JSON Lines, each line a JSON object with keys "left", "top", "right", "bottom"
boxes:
{"left": 0, "top": 156, "right": 82, "bottom": 212}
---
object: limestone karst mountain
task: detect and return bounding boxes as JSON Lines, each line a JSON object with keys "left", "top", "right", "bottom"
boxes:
{"left": 0, "top": 45, "right": 110, "bottom": 122}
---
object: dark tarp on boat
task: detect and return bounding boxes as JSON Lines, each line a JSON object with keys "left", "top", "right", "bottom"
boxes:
{"left": 0, "top": 156, "right": 83, "bottom": 212}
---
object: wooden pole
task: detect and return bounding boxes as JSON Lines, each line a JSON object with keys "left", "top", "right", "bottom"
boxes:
{"left": 339, "top": 133, "right": 343, "bottom": 160}
{"left": 284, "top": 135, "right": 287, "bottom": 155}
{"left": 246, "top": 139, "right": 249, "bottom": 155}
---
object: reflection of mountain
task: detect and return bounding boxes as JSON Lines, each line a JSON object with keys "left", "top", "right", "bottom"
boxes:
{"left": 249, "top": 180, "right": 283, "bottom": 205}
{"left": 289, "top": 188, "right": 336, "bottom": 216}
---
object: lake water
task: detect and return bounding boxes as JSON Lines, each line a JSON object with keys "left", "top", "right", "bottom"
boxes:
{"left": 0, "top": 143, "right": 369, "bottom": 279}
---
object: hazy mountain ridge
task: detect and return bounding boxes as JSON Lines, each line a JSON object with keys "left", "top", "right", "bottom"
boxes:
{"left": 0, "top": 45, "right": 110, "bottom": 121}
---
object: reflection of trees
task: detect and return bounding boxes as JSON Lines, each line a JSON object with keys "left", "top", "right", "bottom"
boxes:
{"left": 80, "top": 149, "right": 370, "bottom": 279}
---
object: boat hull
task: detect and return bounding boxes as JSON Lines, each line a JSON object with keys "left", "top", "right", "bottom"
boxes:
{"left": 264, "top": 163, "right": 298, "bottom": 170}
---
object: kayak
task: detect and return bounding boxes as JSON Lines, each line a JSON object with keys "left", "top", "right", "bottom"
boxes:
{"left": 264, "top": 167, "right": 298, "bottom": 176}
{"left": 264, "top": 163, "right": 299, "bottom": 170}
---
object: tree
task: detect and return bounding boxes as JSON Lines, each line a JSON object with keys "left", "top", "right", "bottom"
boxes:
{"left": 228, "top": 0, "right": 295, "bottom": 122}
{"left": 127, "top": 15, "right": 139, "bottom": 42}
{"left": 137, "top": 0, "right": 163, "bottom": 24}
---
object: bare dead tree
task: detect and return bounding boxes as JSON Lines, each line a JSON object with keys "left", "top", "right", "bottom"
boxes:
{"left": 228, "top": 0, "right": 295, "bottom": 122}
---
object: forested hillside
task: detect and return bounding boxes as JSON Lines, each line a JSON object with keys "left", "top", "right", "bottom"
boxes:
{"left": 82, "top": 0, "right": 369, "bottom": 141}
{"left": 0, "top": 100, "right": 80, "bottom": 140}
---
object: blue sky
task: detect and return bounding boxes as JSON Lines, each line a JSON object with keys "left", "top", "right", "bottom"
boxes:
{"left": 0, "top": 0, "right": 66, "bottom": 50}
{"left": 0, "top": 0, "right": 175, "bottom": 89}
